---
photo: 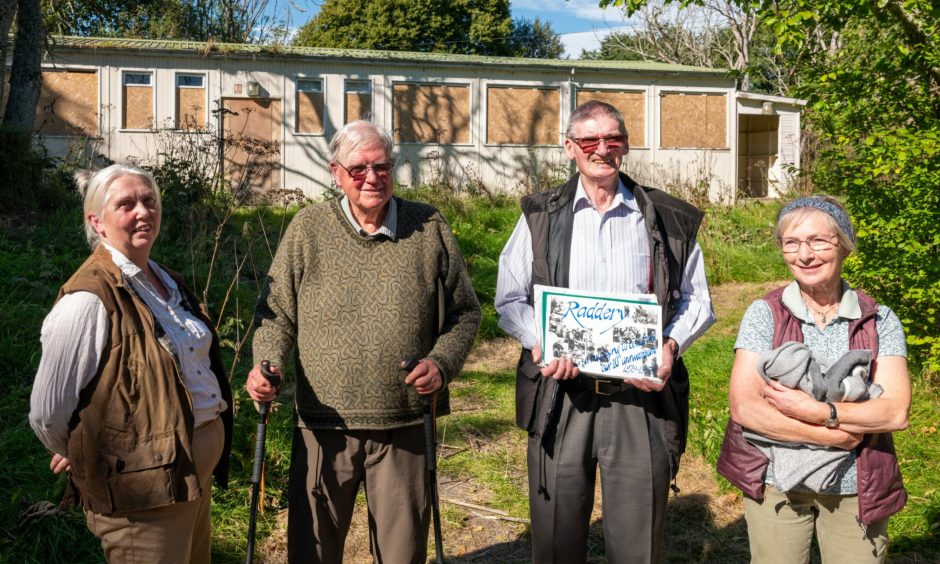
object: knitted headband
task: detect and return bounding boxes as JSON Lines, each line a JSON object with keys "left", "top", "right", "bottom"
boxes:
{"left": 778, "top": 197, "right": 855, "bottom": 243}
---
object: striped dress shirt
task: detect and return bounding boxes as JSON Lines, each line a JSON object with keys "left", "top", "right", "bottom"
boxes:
{"left": 495, "top": 177, "right": 714, "bottom": 354}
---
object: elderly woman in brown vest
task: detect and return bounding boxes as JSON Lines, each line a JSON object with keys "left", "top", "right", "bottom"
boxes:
{"left": 29, "top": 164, "right": 233, "bottom": 563}
{"left": 718, "top": 195, "right": 910, "bottom": 563}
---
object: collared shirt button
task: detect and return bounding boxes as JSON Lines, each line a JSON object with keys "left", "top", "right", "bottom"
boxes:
{"left": 211, "top": 393, "right": 216, "bottom": 399}
{"left": 197, "top": 370, "right": 202, "bottom": 375}
{"left": 189, "top": 347, "right": 194, "bottom": 352}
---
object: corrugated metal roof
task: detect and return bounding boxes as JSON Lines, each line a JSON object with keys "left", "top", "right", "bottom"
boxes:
{"left": 51, "top": 36, "right": 728, "bottom": 77}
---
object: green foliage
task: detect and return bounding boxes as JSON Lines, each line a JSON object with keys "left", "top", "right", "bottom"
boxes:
{"left": 293, "top": 0, "right": 563, "bottom": 58}
{"left": 0, "top": 128, "right": 77, "bottom": 214}
{"left": 600, "top": 0, "right": 940, "bottom": 373}
{"left": 294, "top": 0, "right": 512, "bottom": 54}
{"left": 506, "top": 17, "right": 565, "bottom": 59}
{"left": 43, "top": 0, "right": 278, "bottom": 43}
{"left": 698, "top": 201, "right": 789, "bottom": 286}
{"left": 795, "top": 16, "right": 940, "bottom": 372}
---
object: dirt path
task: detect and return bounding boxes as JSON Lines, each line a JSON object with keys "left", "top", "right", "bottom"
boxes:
{"left": 256, "top": 282, "right": 783, "bottom": 563}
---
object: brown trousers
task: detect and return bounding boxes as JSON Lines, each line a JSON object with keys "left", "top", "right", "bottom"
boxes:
{"left": 85, "top": 417, "right": 224, "bottom": 563}
{"left": 287, "top": 424, "right": 429, "bottom": 564}
{"left": 528, "top": 386, "right": 671, "bottom": 564}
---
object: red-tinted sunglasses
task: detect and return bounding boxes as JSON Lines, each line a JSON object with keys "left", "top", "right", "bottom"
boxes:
{"left": 568, "top": 135, "right": 627, "bottom": 153}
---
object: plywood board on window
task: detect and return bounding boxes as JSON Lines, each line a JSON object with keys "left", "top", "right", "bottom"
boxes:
{"left": 123, "top": 85, "right": 153, "bottom": 129}
{"left": 393, "top": 83, "right": 470, "bottom": 144}
{"left": 345, "top": 93, "right": 371, "bottom": 124}
{"left": 34, "top": 71, "right": 98, "bottom": 135}
{"left": 576, "top": 90, "right": 645, "bottom": 147}
{"left": 176, "top": 87, "right": 206, "bottom": 130}
{"left": 487, "top": 87, "right": 559, "bottom": 145}
{"left": 296, "top": 91, "right": 324, "bottom": 134}
{"left": 660, "top": 93, "right": 726, "bottom": 149}
{"left": 224, "top": 98, "right": 281, "bottom": 192}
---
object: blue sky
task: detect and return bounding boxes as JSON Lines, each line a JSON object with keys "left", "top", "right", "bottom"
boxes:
{"left": 274, "top": 0, "right": 636, "bottom": 58}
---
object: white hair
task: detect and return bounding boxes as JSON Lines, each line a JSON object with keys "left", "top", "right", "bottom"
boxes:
{"left": 75, "top": 164, "right": 161, "bottom": 248}
{"left": 328, "top": 120, "right": 394, "bottom": 165}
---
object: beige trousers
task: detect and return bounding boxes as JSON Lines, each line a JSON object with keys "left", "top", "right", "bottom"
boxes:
{"left": 287, "top": 425, "right": 429, "bottom": 564}
{"left": 743, "top": 485, "right": 889, "bottom": 564}
{"left": 85, "top": 417, "right": 225, "bottom": 564}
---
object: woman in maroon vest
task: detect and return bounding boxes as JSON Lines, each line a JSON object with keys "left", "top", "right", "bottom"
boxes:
{"left": 717, "top": 195, "right": 910, "bottom": 563}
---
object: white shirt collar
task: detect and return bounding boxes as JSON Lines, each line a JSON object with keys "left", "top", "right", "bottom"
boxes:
{"left": 101, "top": 242, "right": 178, "bottom": 293}
{"left": 341, "top": 196, "right": 397, "bottom": 240}
{"left": 781, "top": 280, "right": 862, "bottom": 323}
{"left": 572, "top": 176, "right": 639, "bottom": 214}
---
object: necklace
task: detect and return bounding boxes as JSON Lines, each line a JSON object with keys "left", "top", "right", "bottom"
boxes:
{"left": 802, "top": 294, "right": 839, "bottom": 324}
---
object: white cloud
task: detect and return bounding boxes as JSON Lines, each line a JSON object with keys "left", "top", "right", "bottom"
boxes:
{"left": 559, "top": 26, "right": 633, "bottom": 58}
{"left": 513, "top": 0, "right": 622, "bottom": 24}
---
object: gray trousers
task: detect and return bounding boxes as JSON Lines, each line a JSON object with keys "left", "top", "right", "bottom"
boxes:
{"left": 528, "top": 386, "right": 671, "bottom": 564}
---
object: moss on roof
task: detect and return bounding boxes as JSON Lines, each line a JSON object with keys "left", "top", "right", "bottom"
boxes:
{"left": 53, "top": 35, "right": 728, "bottom": 76}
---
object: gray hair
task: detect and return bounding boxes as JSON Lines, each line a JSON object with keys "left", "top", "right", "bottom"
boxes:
{"left": 328, "top": 120, "right": 394, "bottom": 165}
{"left": 565, "top": 100, "right": 628, "bottom": 139}
{"left": 75, "top": 164, "right": 161, "bottom": 249}
{"left": 775, "top": 194, "right": 856, "bottom": 255}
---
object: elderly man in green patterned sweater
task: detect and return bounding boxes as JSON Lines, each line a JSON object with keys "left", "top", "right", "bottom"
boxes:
{"left": 247, "top": 120, "right": 481, "bottom": 564}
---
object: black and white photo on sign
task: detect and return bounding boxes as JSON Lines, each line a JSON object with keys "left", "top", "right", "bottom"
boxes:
{"left": 535, "top": 284, "right": 663, "bottom": 381}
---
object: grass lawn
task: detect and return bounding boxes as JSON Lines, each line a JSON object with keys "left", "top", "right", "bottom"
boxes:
{"left": 1, "top": 194, "right": 936, "bottom": 562}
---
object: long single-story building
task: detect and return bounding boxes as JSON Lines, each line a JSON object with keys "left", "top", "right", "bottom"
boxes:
{"left": 6, "top": 36, "right": 805, "bottom": 201}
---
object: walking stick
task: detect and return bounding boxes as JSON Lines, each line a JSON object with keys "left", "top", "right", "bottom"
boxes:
{"left": 403, "top": 356, "right": 445, "bottom": 564}
{"left": 246, "top": 361, "right": 281, "bottom": 564}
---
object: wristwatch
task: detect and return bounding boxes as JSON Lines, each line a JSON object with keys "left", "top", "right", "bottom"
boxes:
{"left": 824, "top": 402, "right": 839, "bottom": 428}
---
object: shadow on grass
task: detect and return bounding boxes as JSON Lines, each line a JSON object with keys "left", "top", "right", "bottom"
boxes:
{"left": 449, "top": 492, "right": 749, "bottom": 563}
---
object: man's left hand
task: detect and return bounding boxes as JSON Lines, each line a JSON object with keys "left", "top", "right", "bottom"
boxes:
{"left": 403, "top": 359, "right": 443, "bottom": 395}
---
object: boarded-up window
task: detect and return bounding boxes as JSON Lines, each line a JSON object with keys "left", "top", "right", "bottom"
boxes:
{"left": 34, "top": 70, "right": 98, "bottom": 136}
{"left": 487, "top": 86, "right": 559, "bottom": 145}
{"left": 176, "top": 74, "right": 205, "bottom": 130}
{"left": 345, "top": 80, "right": 372, "bottom": 124}
{"left": 576, "top": 89, "right": 645, "bottom": 147}
{"left": 660, "top": 93, "right": 727, "bottom": 149}
{"left": 392, "top": 83, "right": 470, "bottom": 144}
{"left": 122, "top": 72, "right": 153, "bottom": 130}
{"left": 296, "top": 78, "right": 324, "bottom": 134}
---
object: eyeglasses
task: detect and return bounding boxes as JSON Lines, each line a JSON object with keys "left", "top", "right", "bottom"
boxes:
{"left": 335, "top": 160, "right": 394, "bottom": 180}
{"left": 568, "top": 135, "right": 627, "bottom": 153}
{"left": 778, "top": 234, "right": 838, "bottom": 254}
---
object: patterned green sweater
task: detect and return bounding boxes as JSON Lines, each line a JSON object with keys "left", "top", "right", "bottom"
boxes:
{"left": 253, "top": 197, "right": 481, "bottom": 429}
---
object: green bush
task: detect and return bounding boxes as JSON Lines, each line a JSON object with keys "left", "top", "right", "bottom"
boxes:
{"left": 0, "top": 129, "right": 76, "bottom": 213}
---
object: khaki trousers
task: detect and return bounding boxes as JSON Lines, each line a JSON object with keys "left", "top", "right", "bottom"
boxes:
{"left": 85, "top": 417, "right": 224, "bottom": 564}
{"left": 287, "top": 425, "right": 429, "bottom": 564}
{"left": 743, "top": 485, "right": 889, "bottom": 564}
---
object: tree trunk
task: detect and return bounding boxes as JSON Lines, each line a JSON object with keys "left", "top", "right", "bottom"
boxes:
{"left": 2, "top": 0, "right": 44, "bottom": 132}
{"left": 0, "top": 0, "right": 17, "bottom": 118}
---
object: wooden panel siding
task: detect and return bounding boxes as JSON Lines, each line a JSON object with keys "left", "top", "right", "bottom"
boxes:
{"left": 34, "top": 71, "right": 98, "bottom": 135}
{"left": 660, "top": 93, "right": 727, "bottom": 149}
{"left": 576, "top": 89, "right": 645, "bottom": 147}
{"left": 487, "top": 86, "right": 559, "bottom": 145}
{"left": 392, "top": 83, "right": 470, "bottom": 144}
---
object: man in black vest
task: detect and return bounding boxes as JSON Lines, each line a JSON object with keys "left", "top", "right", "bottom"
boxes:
{"left": 495, "top": 101, "right": 715, "bottom": 563}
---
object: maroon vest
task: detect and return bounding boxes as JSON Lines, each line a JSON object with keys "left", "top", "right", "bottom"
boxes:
{"left": 716, "top": 286, "right": 907, "bottom": 525}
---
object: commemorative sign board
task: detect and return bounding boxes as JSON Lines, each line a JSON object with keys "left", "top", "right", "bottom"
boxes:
{"left": 534, "top": 284, "right": 663, "bottom": 381}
